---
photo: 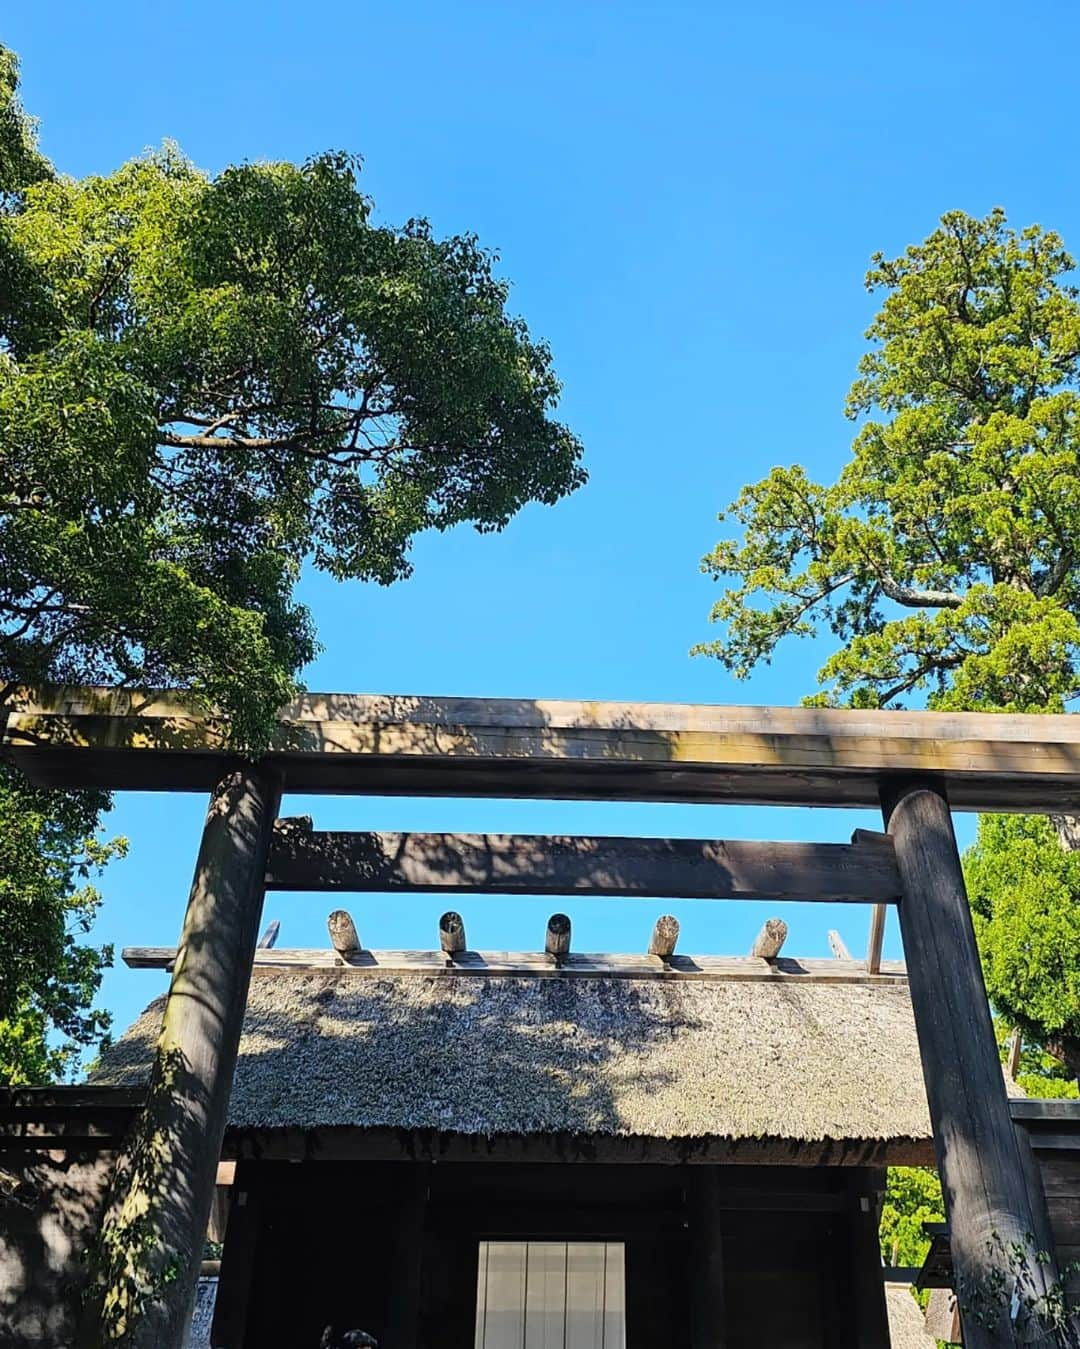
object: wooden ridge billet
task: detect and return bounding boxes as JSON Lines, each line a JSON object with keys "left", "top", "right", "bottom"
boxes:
{"left": 120, "top": 945, "right": 909, "bottom": 984}
{"left": 265, "top": 828, "right": 903, "bottom": 902}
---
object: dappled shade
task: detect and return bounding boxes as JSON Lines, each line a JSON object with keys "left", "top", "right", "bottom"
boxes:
{"left": 97, "top": 970, "right": 938, "bottom": 1146}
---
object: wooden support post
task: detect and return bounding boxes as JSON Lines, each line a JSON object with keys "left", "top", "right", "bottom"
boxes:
{"left": 546, "top": 912, "right": 571, "bottom": 957}
{"left": 89, "top": 764, "right": 281, "bottom": 1349}
{"left": 648, "top": 914, "right": 680, "bottom": 958}
{"left": 439, "top": 910, "right": 466, "bottom": 955}
{"left": 866, "top": 904, "right": 886, "bottom": 974}
{"left": 844, "top": 1171, "right": 891, "bottom": 1348}
{"left": 384, "top": 1165, "right": 428, "bottom": 1349}
{"left": 881, "top": 779, "right": 1059, "bottom": 1348}
{"left": 1007, "top": 1027, "right": 1023, "bottom": 1081}
{"left": 207, "top": 1183, "right": 230, "bottom": 1246}
{"left": 210, "top": 1163, "right": 263, "bottom": 1349}
{"left": 688, "top": 1169, "right": 725, "bottom": 1348}
{"left": 749, "top": 917, "right": 787, "bottom": 960}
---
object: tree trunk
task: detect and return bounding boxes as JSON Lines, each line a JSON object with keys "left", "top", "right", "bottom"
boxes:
{"left": 1062, "top": 1038, "right": 1080, "bottom": 1090}
{"left": 1049, "top": 813, "right": 1080, "bottom": 852}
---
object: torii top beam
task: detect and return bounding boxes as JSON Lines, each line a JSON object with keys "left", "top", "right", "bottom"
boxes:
{"left": 5, "top": 685, "right": 1080, "bottom": 810}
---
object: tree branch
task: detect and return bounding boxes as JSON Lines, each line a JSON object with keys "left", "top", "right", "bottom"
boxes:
{"left": 1034, "top": 550, "right": 1073, "bottom": 599}
{"left": 877, "top": 651, "right": 966, "bottom": 706}
{"left": 159, "top": 431, "right": 311, "bottom": 452}
{"left": 878, "top": 575, "right": 963, "bottom": 609}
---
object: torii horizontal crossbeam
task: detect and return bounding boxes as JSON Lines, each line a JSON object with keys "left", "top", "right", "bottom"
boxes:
{"left": 265, "top": 826, "right": 903, "bottom": 901}
{"left": 7, "top": 686, "right": 1080, "bottom": 809}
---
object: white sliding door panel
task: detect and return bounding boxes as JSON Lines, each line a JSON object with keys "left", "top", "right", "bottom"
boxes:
{"left": 475, "top": 1241, "right": 625, "bottom": 1349}
{"left": 474, "top": 1243, "right": 489, "bottom": 1349}
{"left": 477, "top": 1241, "right": 529, "bottom": 1349}
{"left": 565, "top": 1242, "right": 604, "bottom": 1349}
{"left": 602, "top": 1244, "right": 626, "bottom": 1349}
{"left": 524, "top": 1242, "right": 568, "bottom": 1349}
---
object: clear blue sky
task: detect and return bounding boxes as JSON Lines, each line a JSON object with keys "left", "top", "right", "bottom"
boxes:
{"left": 9, "top": 1, "right": 1080, "bottom": 1041}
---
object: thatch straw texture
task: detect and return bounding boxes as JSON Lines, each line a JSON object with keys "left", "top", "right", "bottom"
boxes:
{"left": 95, "top": 970, "right": 943, "bottom": 1143}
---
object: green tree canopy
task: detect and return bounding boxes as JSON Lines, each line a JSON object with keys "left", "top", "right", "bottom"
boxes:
{"left": 0, "top": 46, "right": 48, "bottom": 193}
{"left": 695, "top": 207, "right": 1080, "bottom": 1086}
{"left": 879, "top": 1166, "right": 945, "bottom": 1268}
{"left": 0, "top": 774, "right": 124, "bottom": 1083}
{"left": 2, "top": 142, "right": 584, "bottom": 742}
{"left": 696, "top": 208, "right": 1080, "bottom": 713}
{"left": 966, "top": 814, "right": 1080, "bottom": 1080}
{"left": 0, "top": 43, "right": 584, "bottom": 1081}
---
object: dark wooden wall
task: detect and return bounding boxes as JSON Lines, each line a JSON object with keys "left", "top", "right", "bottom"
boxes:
{"left": 215, "top": 1161, "right": 888, "bottom": 1349}
{"left": 1042, "top": 1149, "right": 1080, "bottom": 1268}
{"left": 0, "top": 1144, "right": 120, "bottom": 1348}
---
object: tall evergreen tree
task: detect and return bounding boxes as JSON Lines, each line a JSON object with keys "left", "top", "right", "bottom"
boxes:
{"left": 697, "top": 207, "right": 1080, "bottom": 1080}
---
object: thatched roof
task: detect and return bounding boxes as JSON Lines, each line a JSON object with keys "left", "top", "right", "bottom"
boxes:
{"left": 95, "top": 969, "right": 946, "bottom": 1146}
{"left": 884, "top": 1284, "right": 936, "bottom": 1348}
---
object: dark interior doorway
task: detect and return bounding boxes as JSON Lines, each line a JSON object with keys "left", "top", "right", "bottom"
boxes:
{"left": 219, "top": 1160, "right": 883, "bottom": 1348}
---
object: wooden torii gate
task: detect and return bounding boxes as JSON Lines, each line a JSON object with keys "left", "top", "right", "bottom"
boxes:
{"left": 7, "top": 687, "right": 1080, "bottom": 1349}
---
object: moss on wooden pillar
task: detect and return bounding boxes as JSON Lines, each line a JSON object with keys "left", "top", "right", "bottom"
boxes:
{"left": 83, "top": 763, "right": 282, "bottom": 1348}
{"left": 882, "top": 779, "right": 1062, "bottom": 1348}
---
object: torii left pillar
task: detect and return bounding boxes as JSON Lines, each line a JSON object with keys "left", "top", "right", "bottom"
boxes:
{"left": 85, "top": 763, "right": 281, "bottom": 1349}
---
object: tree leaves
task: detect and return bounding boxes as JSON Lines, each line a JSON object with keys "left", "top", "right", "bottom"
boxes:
{"left": 966, "top": 815, "right": 1080, "bottom": 1065}
{"left": 1, "top": 138, "right": 584, "bottom": 745}
{"left": 0, "top": 762, "right": 124, "bottom": 1084}
{"left": 696, "top": 207, "right": 1080, "bottom": 1082}
{"left": 0, "top": 43, "right": 584, "bottom": 1081}
{"left": 697, "top": 209, "right": 1080, "bottom": 713}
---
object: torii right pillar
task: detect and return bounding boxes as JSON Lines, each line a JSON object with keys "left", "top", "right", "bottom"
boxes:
{"left": 882, "top": 778, "right": 1062, "bottom": 1349}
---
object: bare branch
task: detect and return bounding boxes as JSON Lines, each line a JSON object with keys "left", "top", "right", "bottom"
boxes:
{"left": 878, "top": 575, "right": 963, "bottom": 609}
{"left": 159, "top": 431, "right": 311, "bottom": 452}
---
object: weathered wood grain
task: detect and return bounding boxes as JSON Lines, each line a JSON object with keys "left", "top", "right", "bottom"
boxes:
{"left": 265, "top": 828, "right": 903, "bottom": 902}
{"left": 750, "top": 918, "right": 787, "bottom": 960}
{"left": 865, "top": 904, "right": 886, "bottom": 975}
{"left": 545, "top": 913, "right": 571, "bottom": 956}
{"left": 10, "top": 685, "right": 1080, "bottom": 808}
{"left": 648, "top": 915, "right": 680, "bottom": 958}
{"left": 827, "top": 930, "right": 852, "bottom": 961}
{"left": 1009, "top": 1100, "right": 1080, "bottom": 1124}
{"left": 120, "top": 945, "right": 909, "bottom": 984}
{"left": 1007, "top": 1027, "right": 1023, "bottom": 1080}
{"left": 100, "top": 765, "right": 281, "bottom": 1349}
{"left": 327, "top": 909, "right": 361, "bottom": 957}
{"left": 883, "top": 780, "right": 1060, "bottom": 1349}
{"left": 438, "top": 910, "right": 466, "bottom": 955}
